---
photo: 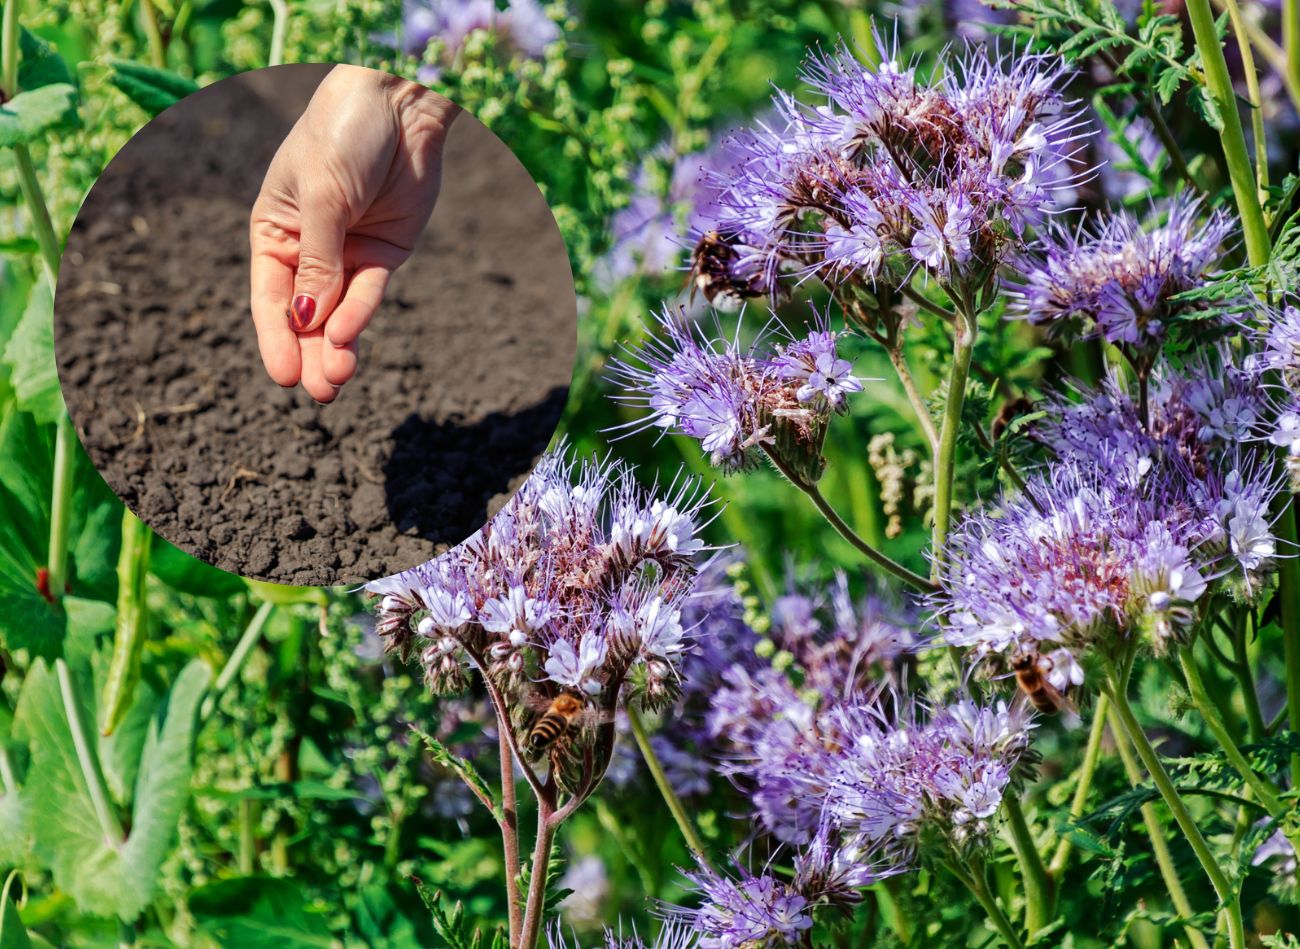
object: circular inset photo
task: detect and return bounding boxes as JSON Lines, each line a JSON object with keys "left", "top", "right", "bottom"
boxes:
{"left": 54, "top": 64, "right": 576, "bottom": 586}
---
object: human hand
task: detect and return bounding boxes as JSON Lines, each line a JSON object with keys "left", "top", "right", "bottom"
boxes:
{"left": 250, "top": 65, "right": 459, "bottom": 402}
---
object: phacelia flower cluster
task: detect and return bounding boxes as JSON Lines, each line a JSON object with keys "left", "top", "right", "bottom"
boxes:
{"left": 688, "top": 34, "right": 1086, "bottom": 305}
{"left": 612, "top": 307, "right": 864, "bottom": 479}
{"left": 1009, "top": 195, "right": 1234, "bottom": 355}
{"left": 366, "top": 447, "right": 711, "bottom": 777}
{"left": 547, "top": 919, "right": 701, "bottom": 949}
{"left": 1251, "top": 304, "right": 1300, "bottom": 489}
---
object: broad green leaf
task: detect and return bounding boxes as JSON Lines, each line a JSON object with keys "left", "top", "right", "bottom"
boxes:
{"left": 0, "top": 85, "right": 78, "bottom": 149}
{"left": 2, "top": 283, "right": 62, "bottom": 426}
{"left": 190, "top": 878, "right": 334, "bottom": 948}
{"left": 244, "top": 579, "right": 329, "bottom": 606}
{"left": 93, "top": 652, "right": 159, "bottom": 807}
{"left": 0, "top": 760, "right": 28, "bottom": 868}
{"left": 150, "top": 535, "right": 245, "bottom": 598}
{"left": 13, "top": 659, "right": 210, "bottom": 920}
{"left": 108, "top": 62, "right": 199, "bottom": 118}
{"left": 17, "top": 29, "right": 74, "bottom": 91}
{"left": 0, "top": 873, "right": 31, "bottom": 949}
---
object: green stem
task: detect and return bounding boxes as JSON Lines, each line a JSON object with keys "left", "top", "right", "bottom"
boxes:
{"left": 626, "top": 705, "right": 711, "bottom": 865}
{"left": 13, "top": 146, "right": 62, "bottom": 288}
{"left": 1229, "top": 617, "right": 1266, "bottom": 742}
{"left": 1220, "top": 0, "right": 1269, "bottom": 206}
{"left": 138, "top": 0, "right": 166, "bottom": 68}
{"left": 1, "top": 0, "right": 16, "bottom": 98}
{"left": 946, "top": 860, "right": 1024, "bottom": 949}
{"left": 267, "top": 0, "right": 287, "bottom": 66}
{"left": 1107, "top": 703, "right": 1212, "bottom": 949}
{"left": 100, "top": 511, "right": 152, "bottom": 736}
{"left": 1286, "top": 0, "right": 1300, "bottom": 109}
{"left": 1186, "top": 0, "right": 1271, "bottom": 268}
{"left": 1103, "top": 670, "right": 1243, "bottom": 949}
{"left": 931, "top": 305, "right": 975, "bottom": 572}
{"left": 762, "top": 445, "right": 936, "bottom": 592}
{"left": 886, "top": 345, "right": 939, "bottom": 453}
{"left": 0, "top": 743, "right": 16, "bottom": 793}
{"left": 46, "top": 415, "right": 75, "bottom": 604}
{"left": 56, "top": 658, "right": 125, "bottom": 846}
{"left": 1002, "top": 796, "right": 1052, "bottom": 936}
{"left": 1048, "top": 693, "right": 1109, "bottom": 877}
{"left": 1178, "top": 647, "right": 1291, "bottom": 822}
{"left": 199, "top": 602, "right": 274, "bottom": 721}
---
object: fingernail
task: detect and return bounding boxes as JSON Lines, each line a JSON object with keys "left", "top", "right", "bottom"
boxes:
{"left": 289, "top": 294, "right": 316, "bottom": 331}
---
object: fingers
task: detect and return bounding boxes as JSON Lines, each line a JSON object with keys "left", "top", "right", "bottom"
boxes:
{"left": 322, "top": 337, "right": 359, "bottom": 387}
{"left": 249, "top": 238, "right": 302, "bottom": 387}
{"left": 296, "top": 330, "right": 341, "bottom": 404}
{"left": 324, "top": 263, "right": 392, "bottom": 348}
{"left": 289, "top": 191, "right": 348, "bottom": 334}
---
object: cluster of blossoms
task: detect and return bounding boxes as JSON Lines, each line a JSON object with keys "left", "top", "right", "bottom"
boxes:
{"left": 366, "top": 448, "right": 710, "bottom": 776}
{"left": 666, "top": 692, "right": 1034, "bottom": 947}
{"left": 939, "top": 350, "right": 1281, "bottom": 679}
{"left": 1009, "top": 195, "right": 1234, "bottom": 357}
{"left": 687, "top": 35, "right": 1086, "bottom": 306}
{"left": 612, "top": 308, "right": 864, "bottom": 479}
{"left": 1250, "top": 304, "right": 1300, "bottom": 488}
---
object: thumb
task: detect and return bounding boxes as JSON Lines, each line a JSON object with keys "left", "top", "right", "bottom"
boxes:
{"left": 288, "top": 196, "right": 347, "bottom": 333}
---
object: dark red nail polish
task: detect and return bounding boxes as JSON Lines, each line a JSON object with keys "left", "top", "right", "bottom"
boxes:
{"left": 289, "top": 294, "right": 316, "bottom": 331}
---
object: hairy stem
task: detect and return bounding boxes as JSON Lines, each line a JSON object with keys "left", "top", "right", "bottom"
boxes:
{"left": 500, "top": 728, "right": 523, "bottom": 945}
{"left": 931, "top": 305, "right": 975, "bottom": 572}
{"left": 200, "top": 602, "right": 274, "bottom": 721}
{"left": 519, "top": 802, "right": 556, "bottom": 949}
{"left": 1103, "top": 670, "right": 1243, "bottom": 949}
{"left": 1002, "top": 795, "right": 1052, "bottom": 936}
{"left": 1107, "top": 705, "right": 1212, "bottom": 949}
{"left": 1186, "top": 0, "right": 1271, "bottom": 268}
{"left": 1048, "top": 693, "right": 1109, "bottom": 878}
{"left": 946, "top": 860, "right": 1024, "bottom": 949}
{"left": 762, "top": 445, "right": 936, "bottom": 592}
{"left": 627, "top": 705, "right": 711, "bottom": 866}
{"left": 1210, "top": 0, "right": 1300, "bottom": 112}
{"left": 1228, "top": 615, "right": 1265, "bottom": 741}
{"left": 56, "top": 659, "right": 125, "bottom": 846}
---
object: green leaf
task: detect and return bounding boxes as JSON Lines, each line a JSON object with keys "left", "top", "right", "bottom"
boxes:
{"left": 149, "top": 535, "right": 246, "bottom": 598}
{"left": 190, "top": 878, "right": 334, "bottom": 947}
{"left": 108, "top": 62, "right": 198, "bottom": 117}
{"left": 2, "top": 282, "right": 62, "bottom": 426}
{"left": 0, "top": 763, "right": 29, "bottom": 869}
{"left": 17, "top": 29, "right": 74, "bottom": 91}
{"left": 0, "top": 873, "right": 31, "bottom": 949}
{"left": 13, "top": 659, "right": 210, "bottom": 920}
{"left": 0, "top": 84, "right": 78, "bottom": 148}
{"left": 411, "top": 725, "right": 498, "bottom": 821}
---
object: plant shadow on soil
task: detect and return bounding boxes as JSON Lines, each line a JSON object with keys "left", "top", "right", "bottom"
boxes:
{"left": 382, "top": 386, "right": 570, "bottom": 546}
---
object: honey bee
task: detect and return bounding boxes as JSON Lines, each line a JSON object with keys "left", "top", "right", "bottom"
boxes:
{"left": 687, "top": 230, "right": 765, "bottom": 308}
{"left": 1011, "top": 651, "right": 1075, "bottom": 716}
{"left": 526, "top": 692, "right": 588, "bottom": 753}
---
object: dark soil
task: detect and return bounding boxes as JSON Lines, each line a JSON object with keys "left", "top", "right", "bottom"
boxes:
{"left": 54, "top": 65, "right": 575, "bottom": 586}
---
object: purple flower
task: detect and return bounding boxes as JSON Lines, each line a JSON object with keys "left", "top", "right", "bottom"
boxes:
{"left": 403, "top": 0, "right": 559, "bottom": 69}
{"left": 613, "top": 308, "right": 865, "bottom": 476}
{"left": 1009, "top": 195, "right": 1234, "bottom": 351}
{"left": 677, "top": 863, "right": 815, "bottom": 948}
{"left": 688, "top": 29, "right": 1086, "bottom": 296}
{"left": 365, "top": 446, "right": 711, "bottom": 759}
{"left": 547, "top": 918, "right": 701, "bottom": 949}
